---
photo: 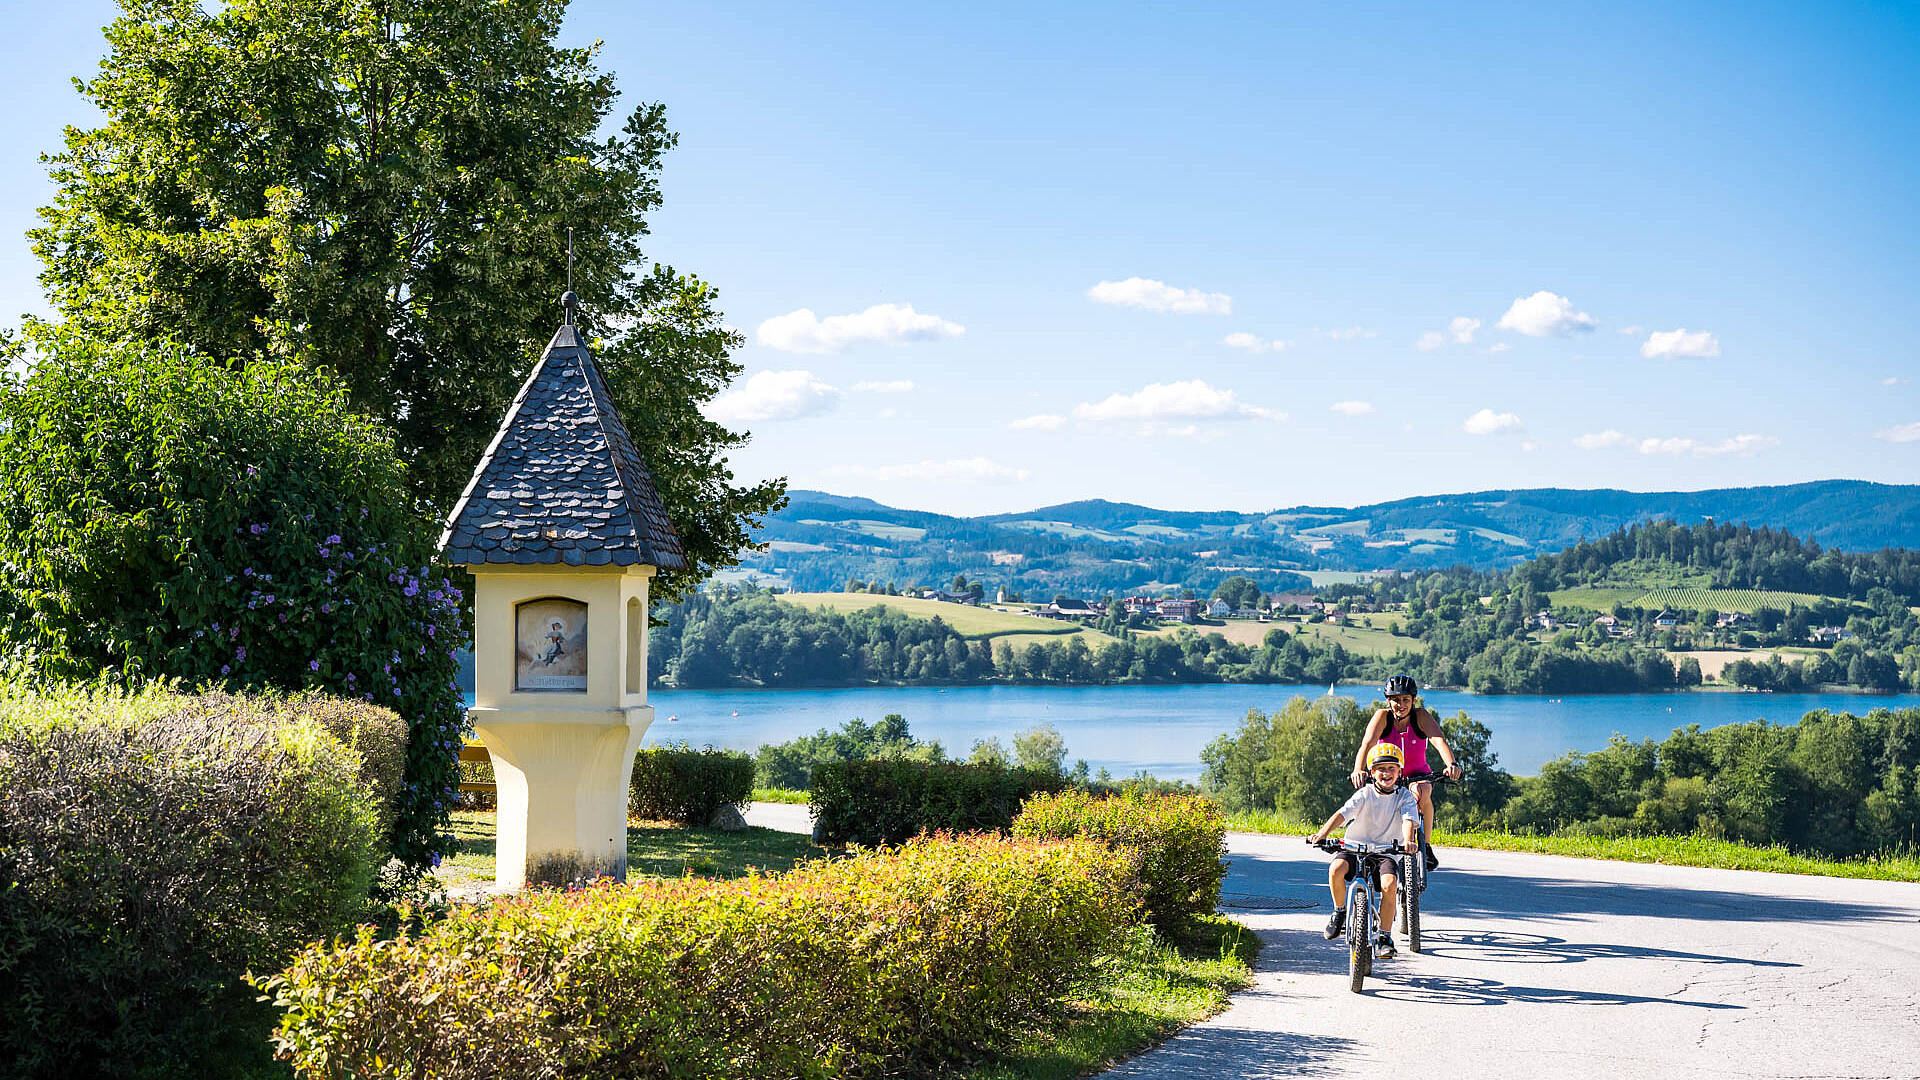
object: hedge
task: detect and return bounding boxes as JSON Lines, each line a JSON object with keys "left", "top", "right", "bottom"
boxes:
{"left": 259, "top": 834, "right": 1143, "bottom": 1078}
{"left": 809, "top": 758, "right": 1068, "bottom": 846}
{"left": 629, "top": 744, "right": 755, "bottom": 825}
{"left": 1013, "top": 789, "right": 1228, "bottom": 933}
{"left": 0, "top": 684, "right": 389, "bottom": 1079}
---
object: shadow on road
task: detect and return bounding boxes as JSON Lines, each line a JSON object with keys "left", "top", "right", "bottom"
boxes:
{"left": 1417, "top": 929, "right": 1799, "bottom": 968}
{"left": 1107, "top": 1027, "right": 1354, "bottom": 1079}
{"left": 1362, "top": 972, "right": 1745, "bottom": 1009}
{"left": 1225, "top": 851, "right": 1913, "bottom": 925}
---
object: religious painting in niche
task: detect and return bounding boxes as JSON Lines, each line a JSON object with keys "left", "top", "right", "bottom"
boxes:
{"left": 515, "top": 598, "right": 588, "bottom": 691}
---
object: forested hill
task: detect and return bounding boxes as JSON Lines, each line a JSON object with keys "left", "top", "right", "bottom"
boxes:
{"left": 731, "top": 480, "right": 1920, "bottom": 599}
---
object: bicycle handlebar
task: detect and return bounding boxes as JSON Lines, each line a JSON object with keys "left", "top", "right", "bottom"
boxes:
{"left": 1308, "top": 837, "right": 1411, "bottom": 856}
{"left": 1397, "top": 772, "right": 1463, "bottom": 788}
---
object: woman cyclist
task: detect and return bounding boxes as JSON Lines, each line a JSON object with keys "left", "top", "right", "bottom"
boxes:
{"left": 1352, "top": 674, "right": 1460, "bottom": 870}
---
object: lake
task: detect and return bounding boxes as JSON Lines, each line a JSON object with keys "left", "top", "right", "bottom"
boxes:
{"left": 568, "top": 684, "right": 1920, "bottom": 780}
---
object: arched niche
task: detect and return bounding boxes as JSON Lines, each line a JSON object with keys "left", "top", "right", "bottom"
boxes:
{"left": 514, "top": 596, "right": 589, "bottom": 692}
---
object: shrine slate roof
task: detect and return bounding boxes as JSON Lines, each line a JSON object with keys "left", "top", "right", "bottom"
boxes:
{"left": 439, "top": 320, "right": 686, "bottom": 569}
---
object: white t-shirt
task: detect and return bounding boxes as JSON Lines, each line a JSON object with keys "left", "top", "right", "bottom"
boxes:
{"left": 1337, "top": 783, "right": 1420, "bottom": 847}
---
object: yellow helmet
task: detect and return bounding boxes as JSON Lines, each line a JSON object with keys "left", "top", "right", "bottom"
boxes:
{"left": 1366, "top": 743, "right": 1405, "bottom": 770}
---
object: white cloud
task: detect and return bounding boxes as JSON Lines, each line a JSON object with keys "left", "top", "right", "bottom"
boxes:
{"left": 1497, "top": 291, "right": 1597, "bottom": 337}
{"left": 1072, "top": 380, "right": 1282, "bottom": 424}
{"left": 1617, "top": 324, "right": 1644, "bottom": 336}
{"left": 1222, "top": 332, "right": 1291, "bottom": 353}
{"left": 1086, "top": 277, "right": 1231, "bottom": 315}
{"left": 1330, "top": 400, "right": 1375, "bottom": 416}
{"left": 1415, "top": 331, "right": 1446, "bottom": 351}
{"left": 1574, "top": 429, "right": 1631, "bottom": 450}
{"left": 1486, "top": 343, "right": 1512, "bottom": 353}
{"left": 1010, "top": 413, "right": 1066, "bottom": 431}
{"left": 831, "top": 457, "right": 1030, "bottom": 484}
{"left": 1876, "top": 422, "right": 1920, "bottom": 443}
{"left": 756, "top": 303, "right": 964, "bottom": 353}
{"left": 703, "top": 370, "right": 842, "bottom": 424}
{"left": 1884, "top": 377, "right": 1905, "bottom": 387}
{"left": 1321, "top": 326, "right": 1381, "bottom": 340}
{"left": 1462, "top": 408, "right": 1523, "bottom": 435}
{"left": 1640, "top": 329, "right": 1721, "bottom": 359}
{"left": 1637, "top": 434, "right": 1779, "bottom": 457}
{"left": 852, "top": 379, "right": 916, "bottom": 393}
{"left": 1449, "top": 316, "right": 1481, "bottom": 344}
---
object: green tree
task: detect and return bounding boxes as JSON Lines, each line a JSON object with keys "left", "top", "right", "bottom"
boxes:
{"left": 32, "top": 0, "right": 781, "bottom": 605}
{"left": 1011, "top": 723, "right": 1069, "bottom": 777}
{"left": 1213, "top": 575, "right": 1260, "bottom": 609}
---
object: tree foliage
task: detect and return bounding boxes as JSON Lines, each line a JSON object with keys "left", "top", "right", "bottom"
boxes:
{"left": 33, "top": 0, "right": 782, "bottom": 603}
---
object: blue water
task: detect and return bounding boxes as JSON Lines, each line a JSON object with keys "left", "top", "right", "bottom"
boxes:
{"left": 465, "top": 683, "right": 1920, "bottom": 780}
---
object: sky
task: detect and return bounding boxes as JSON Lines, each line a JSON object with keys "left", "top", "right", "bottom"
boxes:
{"left": 1, "top": 1, "right": 1916, "bottom": 516}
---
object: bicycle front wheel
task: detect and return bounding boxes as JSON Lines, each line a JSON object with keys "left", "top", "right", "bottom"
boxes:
{"left": 1347, "top": 883, "right": 1368, "bottom": 993}
{"left": 1401, "top": 853, "right": 1422, "bottom": 953}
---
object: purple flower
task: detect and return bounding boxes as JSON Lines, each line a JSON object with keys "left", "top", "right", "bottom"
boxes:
{"left": 220, "top": 665, "right": 231, "bottom": 675}
{"left": 393, "top": 687, "right": 401, "bottom": 697}
{"left": 404, "top": 582, "right": 420, "bottom": 597}
{"left": 320, "top": 603, "right": 332, "bottom": 614}
{"left": 243, "top": 568, "right": 255, "bottom": 577}
{"left": 235, "top": 647, "right": 246, "bottom": 662}
{"left": 229, "top": 627, "right": 240, "bottom": 639}
{"left": 246, "top": 466, "right": 258, "bottom": 476}
{"left": 426, "top": 624, "right": 436, "bottom": 638}
{"left": 278, "top": 613, "right": 288, "bottom": 623}
{"left": 325, "top": 534, "right": 341, "bottom": 545}
{"left": 309, "top": 660, "right": 321, "bottom": 672}
{"left": 431, "top": 852, "right": 443, "bottom": 868}
{"left": 317, "top": 547, "right": 330, "bottom": 558}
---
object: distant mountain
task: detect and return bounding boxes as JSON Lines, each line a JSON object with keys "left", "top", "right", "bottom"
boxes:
{"left": 725, "top": 480, "right": 1920, "bottom": 599}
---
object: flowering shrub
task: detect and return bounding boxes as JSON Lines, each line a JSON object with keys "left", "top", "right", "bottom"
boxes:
{"left": 0, "top": 683, "right": 386, "bottom": 1079}
{"left": 810, "top": 758, "right": 1068, "bottom": 845}
{"left": 0, "top": 338, "right": 465, "bottom": 872}
{"left": 628, "top": 743, "right": 754, "bottom": 824}
{"left": 1014, "top": 789, "right": 1228, "bottom": 932}
{"left": 258, "top": 834, "right": 1143, "bottom": 1079}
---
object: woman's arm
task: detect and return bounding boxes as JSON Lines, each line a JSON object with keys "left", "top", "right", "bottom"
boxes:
{"left": 1351, "top": 711, "right": 1388, "bottom": 786}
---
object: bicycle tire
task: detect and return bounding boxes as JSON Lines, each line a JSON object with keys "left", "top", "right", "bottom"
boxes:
{"left": 1347, "top": 880, "right": 1368, "bottom": 993}
{"left": 1401, "top": 852, "right": 1422, "bottom": 953}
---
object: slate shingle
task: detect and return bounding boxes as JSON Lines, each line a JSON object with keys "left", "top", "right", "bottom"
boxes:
{"left": 439, "top": 319, "right": 686, "bottom": 569}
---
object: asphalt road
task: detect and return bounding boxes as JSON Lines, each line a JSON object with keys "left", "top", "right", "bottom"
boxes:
{"left": 741, "top": 805, "right": 1920, "bottom": 1077}
{"left": 1109, "top": 831, "right": 1920, "bottom": 1080}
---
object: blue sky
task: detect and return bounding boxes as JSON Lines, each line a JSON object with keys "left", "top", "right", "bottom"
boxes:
{"left": 2, "top": 1, "right": 1916, "bottom": 515}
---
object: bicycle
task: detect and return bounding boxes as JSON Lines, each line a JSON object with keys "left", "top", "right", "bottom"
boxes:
{"left": 1393, "top": 772, "right": 1461, "bottom": 954}
{"left": 1310, "top": 836, "right": 1410, "bottom": 994}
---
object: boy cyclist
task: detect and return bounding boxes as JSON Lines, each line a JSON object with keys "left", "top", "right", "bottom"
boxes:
{"left": 1353, "top": 674, "right": 1461, "bottom": 871}
{"left": 1309, "top": 742, "right": 1420, "bottom": 958}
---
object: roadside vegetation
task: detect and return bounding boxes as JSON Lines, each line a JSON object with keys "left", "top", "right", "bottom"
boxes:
{"left": 1204, "top": 695, "right": 1920, "bottom": 878}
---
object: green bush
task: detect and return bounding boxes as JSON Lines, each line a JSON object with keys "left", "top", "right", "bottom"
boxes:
{"left": 752, "top": 713, "right": 946, "bottom": 790}
{"left": 259, "top": 833, "right": 1142, "bottom": 1079}
{"left": 629, "top": 744, "right": 755, "bottom": 825}
{"left": 810, "top": 759, "right": 1068, "bottom": 846}
{"left": 1014, "top": 789, "right": 1228, "bottom": 932}
{"left": 0, "top": 684, "right": 384, "bottom": 1079}
{"left": 0, "top": 336, "right": 465, "bottom": 874}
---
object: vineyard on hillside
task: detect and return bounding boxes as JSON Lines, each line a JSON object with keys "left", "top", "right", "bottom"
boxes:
{"left": 1631, "top": 588, "right": 1834, "bottom": 614}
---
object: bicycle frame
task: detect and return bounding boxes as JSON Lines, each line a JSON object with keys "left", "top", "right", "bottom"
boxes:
{"left": 1319, "top": 838, "right": 1405, "bottom": 993}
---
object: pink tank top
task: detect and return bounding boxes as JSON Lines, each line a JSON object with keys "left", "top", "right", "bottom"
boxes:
{"left": 1381, "top": 714, "right": 1433, "bottom": 776}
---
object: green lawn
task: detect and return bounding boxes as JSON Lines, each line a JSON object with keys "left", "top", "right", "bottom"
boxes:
{"left": 1223, "top": 811, "right": 1920, "bottom": 882}
{"left": 780, "top": 592, "right": 1093, "bottom": 642}
{"left": 969, "top": 916, "right": 1258, "bottom": 1080}
{"left": 438, "top": 810, "right": 824, "bottom": 887}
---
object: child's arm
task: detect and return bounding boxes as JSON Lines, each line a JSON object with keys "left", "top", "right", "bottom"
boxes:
{"left": 1308, "top": 812, "right": 1347, "bottom": 844}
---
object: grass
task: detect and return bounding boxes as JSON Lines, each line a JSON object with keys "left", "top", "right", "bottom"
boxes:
{"left": 751, "top": 786, "right": 810, "bottom": 804}
{"left": 438, "top": 810, "right": 824, "bottom": 887}
{"left": 780, "top": 592, "right": 1085, "bottom": 641}
{"left": 1222, "top": 811, "right": 1920, "bottom": 882}
{"left": 969, "top": 915, "right": 1259, "bottom": 1080}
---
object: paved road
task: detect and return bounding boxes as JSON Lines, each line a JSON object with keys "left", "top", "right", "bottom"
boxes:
{"left": 743, "top": 806, "right": 1920, "bottom": 1076}
{"left": 1109, "top": 832, "right": 1920, "bottom": 1080}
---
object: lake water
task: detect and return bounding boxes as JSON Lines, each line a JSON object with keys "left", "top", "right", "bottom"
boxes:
{"left": 561, "top": 684, "right": 1920, "bottom": 780}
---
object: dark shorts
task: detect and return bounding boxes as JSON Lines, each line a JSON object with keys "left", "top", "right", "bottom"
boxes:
{"left": 1335, "top": 852, "right": 1398, "bottom": 888}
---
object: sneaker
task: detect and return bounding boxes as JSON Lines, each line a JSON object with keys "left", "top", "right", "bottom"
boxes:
{"left": 1374, "top": 933, "right": 1397, "bottom": 959}
{"left": 1424, "top": 843, "right": 1440, "bottom": 871}
{"left": 1323, "top": 909, "right": 1347, "bottom": 940}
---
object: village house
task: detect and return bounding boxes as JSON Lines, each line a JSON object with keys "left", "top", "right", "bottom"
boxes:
{"left": 1653, "top": 610, "right": 1680, "bottom": 628}
{"left": 1715, "top": 611, "right": 1750, "bottom": 628}
{"left": 1529, "top": 610, "right": 1557, "bottom": 631}
{"left": 1042, "top": 597, "right": 1099, "bottom": 621}
{"left": 1205, "top": 598, "right": 1233, "bottom": 618}
{"left": 1122, "top": 595, "right": 1158, "bottom": 615}
{"left": 1155, "top": 598, "right": 1199, "bottom": 623}
{"left": 1810, "top": 626, "right": 1854, "bottom": 644}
